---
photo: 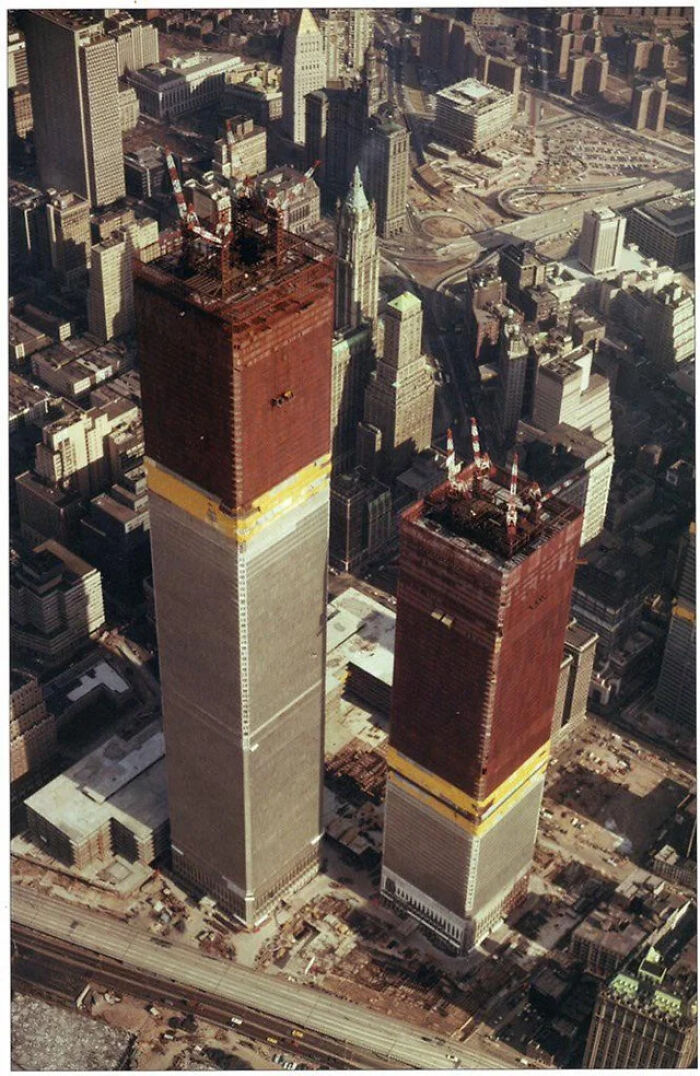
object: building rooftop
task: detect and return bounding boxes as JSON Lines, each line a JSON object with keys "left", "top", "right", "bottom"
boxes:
{"left": 437, "top": 77, "right": 511, "bottom": 112}
{"left": 134, "top": 199, "right": 333, "bottom": 316}
{"left": 410, "top": 463, "right": 580, "bottom": 566}
{"left": 632, "top": 189, "right": 694, "bottom": 235}
{"left": 25, "top": 721, "right": 167, "bottom": 844}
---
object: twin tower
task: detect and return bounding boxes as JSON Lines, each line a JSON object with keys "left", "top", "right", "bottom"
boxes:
{"left": 135, "top": 196, "right": 581, "bottom": 947}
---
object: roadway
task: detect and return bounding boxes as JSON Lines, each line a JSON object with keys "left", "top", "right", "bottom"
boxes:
{"left": 12, "top": 886, "right": 511, "bottom": 1070}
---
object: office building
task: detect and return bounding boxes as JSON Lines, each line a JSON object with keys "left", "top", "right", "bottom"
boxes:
{"left": 631, "top": 77, "right": 668, "bottom": 132}
{"left": 88, "top": 217, "right": 160, "bottom": 343}
{"left": 579, "top": 208, "right": 626, "bottom": 275}
{"left": 584, "top": 937, "right": 697, "bottom": 1069}
{"left": 360, "top": 106, "right": 409, "bottom": 238}
{"left": 496, "top": 315, "right": 529, "bottom": 444}
{"left": 127, "top": 52, "right": 243, "bottom": 120}
{"left": 118, "top": 84, "right": 139, "bottom": 132}
{"left": 643, "top": 283, "right": 695, "bottom": 371}
{"left": 656, "top": 525, "right": 695, "bottom": 727}
{"left": 435, "top": 79, "right": 515, "bottom": 154}
{"left": 212, "top": 115, "right": 267, "bottom": 182}
{"left": 282, "top": 8, "right": 326, "bottom": 146}
{"left": 361, "top": 292, "right": 435, "bottom": 481}
{"left": 420, "top": 11, "right": 453, "bottom": 70}
{"left": 256, "top": 166, "right": 320, "bottom": 234}
{"left": 25, "top": 721, "right": 168, "bottom": 871}
{"left": 326, "top": 8, "right": 373, "bottom": 72}
{"left": 306, "top": 47, "right": 386, "bottom": 210}
{"left": 551, "top": 621, "right": 598, "bottom": 741}
{"left": 10, "top": 541, "right": 105, "bottom": 666}
{"left": 517, "top": 421, "right": 614, "bottom": 546}
{"left": 103, "top": 12, "right": 159, "bottom": 76}
{"left": 381, "top": 458, "right": 583, "bottom": 950}
{"left": 21, "top": 10, "right": 125, "bottom": 208}
{"left": 335, "top": 167, "right": 380, "bottom": 334}
{"left": 10, "top": 670, "right": 56, "bottom": 786}
{"left": 135, "top": 201, "right": 335, "bottom": 926}
{"left": 9, "top": 85, "right": 33, "bottom": 144}
{"left": 220, "top": 67, "right": 282, "bottom": 126}
{"left": 499, "top": 242, "right": 547, "bottom": 307}
{"left": 8, "top": 29, "right": 29, "bottom": 89}
{"left": 80, "top": 466, "right": 151, "bottom": 592}
{"left": 627, "top": 190, "right": 694, "bottom": 271}
{"left": 329, "top": 469, "right": 392, "bottom": 572}
{"left": 124, "top": 146, "right": 166, "bottom": 201}
{"left": 45, "top": 191, "right": 92, "bottom": 291}
{"left": 571, "top": 548, "right": 647, "bottom": 660}
{"left": 532, "top": 346, "right": 613, "bottom": 448}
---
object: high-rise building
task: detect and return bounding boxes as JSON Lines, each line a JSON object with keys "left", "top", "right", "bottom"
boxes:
{"left": 434, "top": 79, "right": 515, "bottom": 154}
{"left": 327, "top": 8, "right": 373, "bottom": 71}
{"left": 584, "top": 939, "right": 697, "bottom": 1069}
{"left": 360, "top": 106, "right": 409, "bottom": 239}
{"left": 330, "top": 324, "right": 374, "bottom": 475}
{"left": 10, "top": 541, "right": 105, "bottom": 666}
{"left": 631, "top": 77, "right": 668, "bottom": 132}
{"left": 627, "top": 190, "right": 694, "bottom": 271}
{"left": 8, "top": 29, "right": 29, "bottom": 90}
{"left": 89, "top": 217, "right": 160, "bottom": 342}
{"left": 21, "top": 10, "right": 125, "bottom": 208}
{"left": 335, "top": 167, "right": 380, "bottom": 334}
{"left": 329, "top": 468, "right": 392, "bottom": 572}
{"left": 381, "top": 459, "right": 583, "bottom": 950}
{"left": 655, "top": 524, "right": 695, "bottom": 727}
{"left": 306, "top": 48, "right": 386, "bottom": 211}
{"left": 45, "top": 190, "right": 92, "bottom": 291}
{"left": 643, "top": 283, "right": 695, "bottom": 371}
{"left": 361, "top": 292, "right": 435, "bottom": 481}
{"left": 282, "top": 8, "right": 326, "bottom": 146}
{"left": 578, "top": 208, "right": 626, "bottom": 275}
{"left": 135, "top": 205, "right": 335, "bottom": 927}
{"left": 532, "top": 346, "right": 613, "bottom": 448}
{"left": 496, "top": 315, "right": 529, "bottom": 444}
{"left": 10, "top": 670, "right": 56, "bottom": 787}
{"left": 103, "top": 12, "right": 159, "bottom": 76}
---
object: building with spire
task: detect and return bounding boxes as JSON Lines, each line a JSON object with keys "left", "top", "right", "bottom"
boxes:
{"left": 282, "top": 8, "right": 326, "bottom": 146}
{"left": 134, "top": 203, "right": 335, "bottom": 927}
{"left": 359, "top": 292, "right": 435, "bottom": 482}
{"left": 335, "top": 167, "right": 379, "bottom": 335}
{"left": 381, "top": 440, "right": 583, "bottom": 951}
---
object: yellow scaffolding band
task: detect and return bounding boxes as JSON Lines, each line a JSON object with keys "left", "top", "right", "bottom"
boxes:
{"left": 386, "top": 741, "right": 550, "bottom": 822}
{"left": 145, "top": 455, "right": 331, "bottom": 544}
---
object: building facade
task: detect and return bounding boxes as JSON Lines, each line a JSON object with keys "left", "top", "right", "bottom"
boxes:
{"left": 21, "top": 10, "right": 125, "bottom": 208}
{"left": 361, "top": 292, "right": 435, "bottom": 481}
{"left": 579, "top": 208, "right": 627, "bottom": 275}
{"left": 135, "top": 207, "right": 335, "bottom": 927}
{"left": 88, "top": 217, "right": 160, "bottom": 342}
{"left": 335, "top": 167, "right": 380, "bottom": 334}
{"left": 435, "top": 79, "right": 515, "bottom": 154}
{"left": 626, "top": 190, "right": 694, "bottom": 271}
{"left": 282, "top": 8, "right": 326, "bottom": 146}
{"left": 381, "top": 463, "right": 582, "bottom": 950}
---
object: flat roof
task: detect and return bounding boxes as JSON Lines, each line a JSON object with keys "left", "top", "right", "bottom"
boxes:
{"left": 25, "top": 721, "right": 167, "bottom": 843}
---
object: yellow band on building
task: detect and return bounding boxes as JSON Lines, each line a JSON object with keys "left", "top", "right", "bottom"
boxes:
{"left": 386, "top": 741, "right": 550, "bottom": 822}
{"left": 145, "top": 455, "right": 331, "bottom": 544}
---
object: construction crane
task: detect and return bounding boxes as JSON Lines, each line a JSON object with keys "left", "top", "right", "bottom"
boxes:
{"left": 304, "top": 159, "right": 321, "bottom": 181}
{"left": 469, "top": 416, "right": 491, "bottom": 491}
{"left": 445, "top": 427, "right": 460, "bottom": 484}
{"left": 163, "top": 145, "right": 227, "bottom": 247}
{"left": 505, "top": 452, "right": 519, "bottom": 552}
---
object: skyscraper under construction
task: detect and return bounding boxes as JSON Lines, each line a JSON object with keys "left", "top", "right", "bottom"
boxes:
{"left": 381, "top": 432, "right": 583, "bottom": 950}
{"left": 134, "top": 201, "right": 334, "bottom": 926}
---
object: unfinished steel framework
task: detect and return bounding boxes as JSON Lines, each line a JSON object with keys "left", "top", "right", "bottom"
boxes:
{"left": 135, "top": 202, "right": 334, "bottom": 926}
{"left": 381, "top": 437, "right": 583, "bottom": 951}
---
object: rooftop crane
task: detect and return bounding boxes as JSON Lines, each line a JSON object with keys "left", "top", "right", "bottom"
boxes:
{"left": 505, "top": 452, "right": 519, "bottom": 553}
{"left": 469, "top": 416, "right": 491, "bottom": 491}
{"left": 163, "top": 145, "right": 227, "bottom": 248}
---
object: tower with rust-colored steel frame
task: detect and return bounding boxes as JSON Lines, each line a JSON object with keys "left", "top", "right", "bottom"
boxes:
{"left": 134, "top": 205, "right": 334, "bottom": 926}
{"left": 381, "top": 429, "right": 583, "bottom": 951}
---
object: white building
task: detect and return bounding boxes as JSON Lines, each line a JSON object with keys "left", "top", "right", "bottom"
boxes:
{"left": 282, "top": 8, "right": 326, "bottom": 145}
{"left": 532, "top": 345, "right": 613, "bottom": 448}
{"left": 88, "top": 217, "right": 159, "bottom": 343}
{"left": 127, "top": 52, "right": 244, "bottom": 120}
{"left": 578, "top": 207, "right": 626, "bottom": 275}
